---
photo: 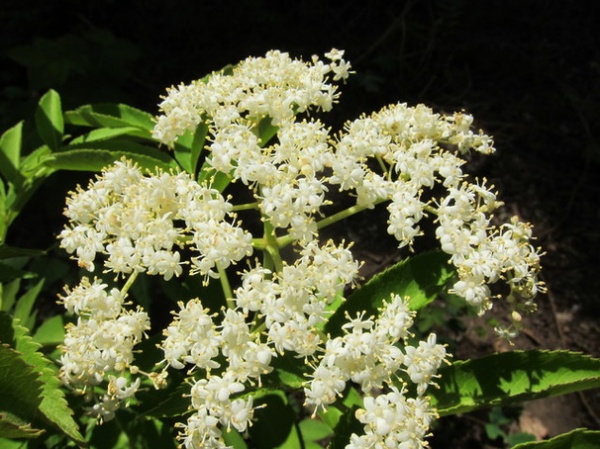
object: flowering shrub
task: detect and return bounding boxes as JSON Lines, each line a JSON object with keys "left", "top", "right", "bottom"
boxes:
{"left": 1, "top": 49, "right": 599, "bottom": 449}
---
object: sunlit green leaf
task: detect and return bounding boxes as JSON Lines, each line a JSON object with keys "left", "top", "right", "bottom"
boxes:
{"left": 32, "top": 315, "right": 64, "bottom": 346}
{"left": 431, "top": 350, "right": 600, "bottom": 416}
{"left": 513, "top": 428, "right": 600, "bottom": 449}
{"left": 35, "top": 90, "right": 64, "bottom": 152}
{"left": 299, "top": 418, "right": 334, "bottom": 443}
{"left": 13, "top": 278, "right": 44, "bottom": 331}
{"left": 0, "top": 121, "right": 24, "bottom": 186}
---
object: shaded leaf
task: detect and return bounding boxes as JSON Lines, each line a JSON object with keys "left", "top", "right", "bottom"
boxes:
{"left": 0, "top": 413, "right": 44, "bottom": 439}
{"left": 70, "top": 126, "right": 151, "bottom": 144}
{"left": 0, "top": 245, "right": 46, "bottom": 260}
{"left": 325, "top": 251, "right": 455, "bottom": 337}
{"left": 248, "top": 390, "right": 302, "bottom": 449}
{"left": 44, "top": 147, "right": 176, "bottom": 173}
{"left": 65, "top": 103, "right": 155, "bottom": 131}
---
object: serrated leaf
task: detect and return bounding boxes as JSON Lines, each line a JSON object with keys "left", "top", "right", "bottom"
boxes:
{"left": 0, "top": 345, "right": 44, "bottom": 419}
{"left": 10, "top": 316, "right": 84, "bottom": 444}
{"left": 0, "top": 413, "right": 45, "bottom": 439}
{"left": 0, "top": 122, "right": 24, "bottom": 185}
{"left": 513, "top": 428, "right": 600, "bottom": 449}
{"left": 35, "top": 90, "right": 64, "bottom": 152}
{"left": 324, "top": 251, "right": 455, "bottom": 337}
{"left": 64, "top": 103, "right": 155, "bottom": 131}
{"left": 430, "top": 350, "right": 600, "bottom": 416}
{"left": 44, "top": 147, "right": 177, "bottom": 173}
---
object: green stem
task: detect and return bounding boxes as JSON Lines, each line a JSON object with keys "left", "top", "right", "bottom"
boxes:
{"left": 231, "top": 202, "right": 259, "bottom": 212}
{"left": 217, "top": 263, "right": 235, "bottom": 309}
{"left": 121, "top": 271, "right": 140, "bottom": 297}
{"left": 262, "top": 219, "right": 284, "bottom": 273}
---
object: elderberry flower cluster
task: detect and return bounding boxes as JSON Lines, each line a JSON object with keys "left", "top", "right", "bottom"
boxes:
{"left": 56, "top": 48, "right": 544, "bottom": 449}
{"left": 59, "top": 158, "right": 253, "bottom": 280}
{"left": 58, "top": 277, "right": 149, "bottom": 421}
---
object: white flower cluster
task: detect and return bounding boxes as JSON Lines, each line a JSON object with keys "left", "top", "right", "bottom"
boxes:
{"left": 58, "top": 277, "right": 149, "bottom": 421}
{"left": 327, "top": 104, "right": 543, "bottom": 318}
{"left": 305, "top": 295, "right": 445, "bottom": 449}
{"left": 160, "top": 240, "right": 360, "bottom": 447}
{"left": 349, "top": 390, "right": 434, "bottom": 449}
{"left": 153, "top": 49, "right": 350, "bottom": 145}
{"left": 59, "top": 159, "right": 253, "bottom": 280}
{"left": 56, "top": 49, "right": 544, "bottom": 448}
{"left": 152, "top": 49, "right": 542, "bottom": 320}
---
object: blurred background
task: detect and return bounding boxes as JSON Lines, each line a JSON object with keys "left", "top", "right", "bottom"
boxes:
{"left": 1, "top": 0, "right": 599, "bottom": 445}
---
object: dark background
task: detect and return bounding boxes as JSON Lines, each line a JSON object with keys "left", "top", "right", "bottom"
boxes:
{"left": 2, "top": 0, "right": 599, "bottom": 445}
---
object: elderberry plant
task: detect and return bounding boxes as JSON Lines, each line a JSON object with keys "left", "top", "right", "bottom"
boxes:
{"left": 51, "top": 49, "right": 548, "bottom": 449}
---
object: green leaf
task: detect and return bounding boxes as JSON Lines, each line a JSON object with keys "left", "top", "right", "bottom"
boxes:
{"left": 69, "top": 126, "right": 152, "bottom": 144}
{"left": 0, "top": 121, "right": 23, "bottom": 167}
{"left": 6, "top": 314, "right": 84, "bottom": 445}
{"left": 35, "top": 90, "right": 64, "bottom": 152}
{"left": 0, "top": 345, "right": 44, "bottom": 419}
{"left": 0, "top": 245, "right": 46, "bottom": 260}
{"left": 265, "top": 352, "right": 309, "bottom": 390}
{"left": 324, "top": 251, "right": 455, "bottom": 337}
{"left": 190, "top": 121, "right": 209, "bottom": 175}
{"left": 299, "top": 418, "right": 334, "bottom": 443}
{"left": 13, "top": 278, "right": 44, "bottom": 331}
{"left": 248, "top": 390, "right": 302, "bottom": 449}
{"left": 513, "top": 428, "right": 600, "bottom": 449}
{"left": 327, "top": 403, "right": 363, "bottom": 449}
{"left": 0, "top": 121, "right": 25, "bottom": 186}
{"left": 44, "top": 146, "right": 177, "bottom": 173}
{"left": 0, "top": 262, "right": 35, "bottom": 284}
{"left": 0, "top": 412, "right": 45, "bottom": 439}
{"left": 65, "top": 103, "right": 155, "bottom": 132}
{"left": 137, "top": 380, "right": 190, "bottom": 418}
{"left": 223, "top": 428, "right": 248, "bottom": 449}
{"left": 507, "top": 432, "right": 537, "bottom": 446}
{"left": 256, "top": 116, "right": 279, "bottom": 147}
{"left": 431, "top": 350, "right": 600, "bottom": 416}
{"left": 32, "top": 314, "right": 65, "bottom": 346}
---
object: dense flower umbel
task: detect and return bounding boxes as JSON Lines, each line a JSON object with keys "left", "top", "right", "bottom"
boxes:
{"left": 58, "top": 277, "right": 149, "bottom": 421}
{"left": 57, "top": 49, "right": 543, "bottom": 448}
